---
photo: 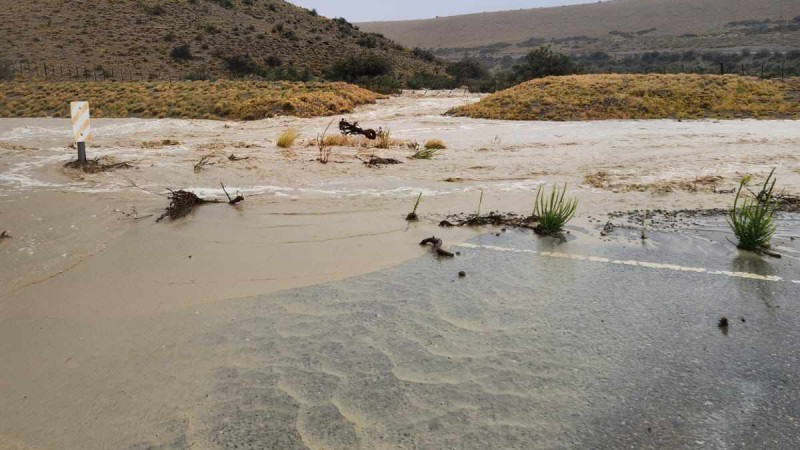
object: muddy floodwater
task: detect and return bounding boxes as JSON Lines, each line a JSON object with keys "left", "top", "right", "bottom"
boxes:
{"left": 1, "top": 91, "right": 799, "bottom": 449}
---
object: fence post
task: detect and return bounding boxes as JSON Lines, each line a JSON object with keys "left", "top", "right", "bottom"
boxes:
{"left": 720, "top": 63, "right": 724, "bottom": 75}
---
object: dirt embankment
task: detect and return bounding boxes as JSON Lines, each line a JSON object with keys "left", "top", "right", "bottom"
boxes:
{"left": 449, "top": 74, "right": 800, "bottom": 121}
{"left": 0, "top": 81, "right": 382, "bottom": 120}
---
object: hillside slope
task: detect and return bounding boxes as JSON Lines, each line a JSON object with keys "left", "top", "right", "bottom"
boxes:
{"left": 0, "top": 0, "right": 442, "bottom": 80}
{"left": 360, "top": 0, "right": 799, "bottom": 52}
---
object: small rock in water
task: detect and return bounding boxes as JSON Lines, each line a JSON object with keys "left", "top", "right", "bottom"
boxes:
{"left": 718, "top": 317, "right": 729, "bottom": 328}
{"left": 458, "top": 271, "right": 466, "bottom": 278}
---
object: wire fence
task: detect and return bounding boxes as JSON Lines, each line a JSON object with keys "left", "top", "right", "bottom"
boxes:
{"left": 2, "top": 60, "right": 798, "bottom": 83}
{"left": 2, "top": 61, "right": 211, "bottom": 82}
{"left": 589, "top": 62, "right": 799, "bottom": 80}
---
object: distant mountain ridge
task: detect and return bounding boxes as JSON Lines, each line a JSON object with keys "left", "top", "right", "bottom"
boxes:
{"left": 0, "top": 0, "right": 442, "bottom": 80}
{"left": 359, "top": 0, "right": 800, "bottom": 53}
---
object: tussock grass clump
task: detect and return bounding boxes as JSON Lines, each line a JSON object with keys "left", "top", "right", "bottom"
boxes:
{"left": 425, "top": 139, "right": 447, "bottom": 150}
{"left": 316, "top": 119, "right": 335, "bottom": 163}
{"left": 533, "top": 183, "right": 578, "bottom": 234}
{"left": 277, "top": 129, "right": 300, "bottom": 148}
{"left": 0, "top": 81, "right": 380, "bottom": 120}
{"left": 449, "top": 74, "right": 800, "bottom": 121}
{"left": 728, "top": 171, "right": 777, "bottom": 251}
{"left": 410, "top": 148, "right": 438, "bottom": 160}
{"left": 376, "top": 129, "right": 393, "bottom": 149}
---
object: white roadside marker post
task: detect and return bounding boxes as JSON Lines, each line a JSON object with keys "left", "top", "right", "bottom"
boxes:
{"left": 70, "top": 101, "right": 91, "bottom": 164}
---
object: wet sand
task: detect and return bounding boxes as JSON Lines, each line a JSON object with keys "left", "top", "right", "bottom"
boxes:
{"left": 1, "top": 91, "right": 799, "bottom": 449}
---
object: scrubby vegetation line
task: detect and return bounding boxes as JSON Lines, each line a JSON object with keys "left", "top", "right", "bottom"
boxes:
{"left": 449, "top": 74, "right": 800, "bottom": 121}
{"left": 0, "top": 80, "right": 381, "bottom": 120}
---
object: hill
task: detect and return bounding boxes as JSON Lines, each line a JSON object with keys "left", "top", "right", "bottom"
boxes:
{"left": 448, "top": 74, "right": 800, "bottom": 121}
{"left": 360, "top": 0, "right": 800, "bottom": 59}
{"left": 0, "top": 0, "right": 443, "bottom": 83}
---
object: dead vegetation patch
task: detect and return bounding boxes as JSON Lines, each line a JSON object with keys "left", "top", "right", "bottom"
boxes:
{"left": 363, "top": 157, "right": 402, "bottom": 167}
{"left": 141, "top": 139, "right": 181, "bottom": 149}
{"left": 157, "top": 190, "right": 216, "bottom": 222}
{"left": 439, "top": 212, "right": 539, "bottom": 229}
{"left": 63, "top": 156, "right": 133, "bottom": 174}
{"left": 156, "top": 184, "right": 245, "bottom": 223}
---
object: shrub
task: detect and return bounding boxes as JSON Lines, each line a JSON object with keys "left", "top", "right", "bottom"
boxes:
{"left": 407, "top": 71, "right": 455, "bottom": 90}
{"left": 728, "top": 171, "right": 777, "bottom": 251}
{"left": 277, "top": 129, "right": 300, "bottom": 148}
{"left": 265, "top": 56, "right": 283, "bottom": 67}
{"left": 533, "top": 184, "right": 578, "bottom": 234}
{"left": 511, "top": 46, "right": 580, "bottom": 83}
{"left": 412, "top": 48, "right": 437, "bottom": 63}
{"left": 223, "top": 54, "right": 261, "bottom": 75}
{"left": 170, "top": 44, "right": 193, "bottom": 60}
{"left": 326, "top": 53, "right": 392, "bottom": 82}
{"left": 357, "top": 34, "right": 379, "bottom": 49}
{"left": 424, "top": 139, "right": 446, "bottom": 150}
{"left": 144, "top": 3, "right": 166, "bottom": 15}
{"left": 447, "top": 58, "right": 489, "bottom": 84}
{"left": 0, "top": 60, "right": 13, "bottom": 81}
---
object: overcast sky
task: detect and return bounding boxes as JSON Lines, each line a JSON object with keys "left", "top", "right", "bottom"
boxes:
{"left": 287, "top": 0, "right": 598, "bottom": 22}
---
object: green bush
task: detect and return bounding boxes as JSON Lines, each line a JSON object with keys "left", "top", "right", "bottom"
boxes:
{"left": 0, "top": 60, "right": 14, "bottom": 81}
{"left": 326, "top": 53, "right": 392, "bottom": 82}
{"left": 728, "top": 171, "right": 777, "bottom": 251}
{"left": 533, "top": 184, "right": 578, "bottom": 234}
{"left": 407, "top": 71, "right": 455, "bottom": 90}
{"left": 511, "top": 46, "right": 581, "bottom": 83}
{"left": 170, "top": 44, "right": 193, "bottom": 60}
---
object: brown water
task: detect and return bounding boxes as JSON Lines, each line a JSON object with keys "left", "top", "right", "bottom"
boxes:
{"left": 1, "top": 91, "right": 799, "bottom": 449}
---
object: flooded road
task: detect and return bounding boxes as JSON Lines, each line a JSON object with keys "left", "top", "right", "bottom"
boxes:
{"left": 4, "top": 227, "right": 798, "bottom": 449}
{"left": 1, "top": 91, "right": 799, "bottom": 449}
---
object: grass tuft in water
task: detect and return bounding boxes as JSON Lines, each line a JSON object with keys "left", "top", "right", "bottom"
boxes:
{"left": 410, "top": 148, "right": 438, "bottom": 160}
{"left": 425, "top": 139, "right": 447, "bottom": 150}
{"left": 533, "top": 183, "right": 578, "bottom": 234}
{"left": 728, "top": 172, "right": 776, "bottom": 251}
{"left": 277, "top": 129, "right": 299, "bottom": 148}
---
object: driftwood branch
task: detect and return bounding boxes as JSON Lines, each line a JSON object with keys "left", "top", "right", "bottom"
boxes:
{"left": 113, "top": 207, "right": 153, "bottom": 221}
{"left": 156, "top": 190, "right": 219, "bottom": 222}
{"left": 339, "top": 119, "right": 378, "bottom": 140}
{"left": 194, "top": 155, "right": 214, "bottom": 172}
{"left": 420, "top": 236, "right": 455, "bottom": 257}
{"left": 220, "top": 183, "right": 245, "bottom": 205}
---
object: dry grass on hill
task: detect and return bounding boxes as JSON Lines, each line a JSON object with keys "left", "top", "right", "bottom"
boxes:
{"left": 360, "top": 0, "right": 798, "bottom": 50}
{"left": 0, "top": 81, "right": 381, "bottom": 120}
{"left": 0, "top": 0, "right": 441, "bottom": 80}
{"left": 449, "top": 74, "right": 800, "bottom": 121}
